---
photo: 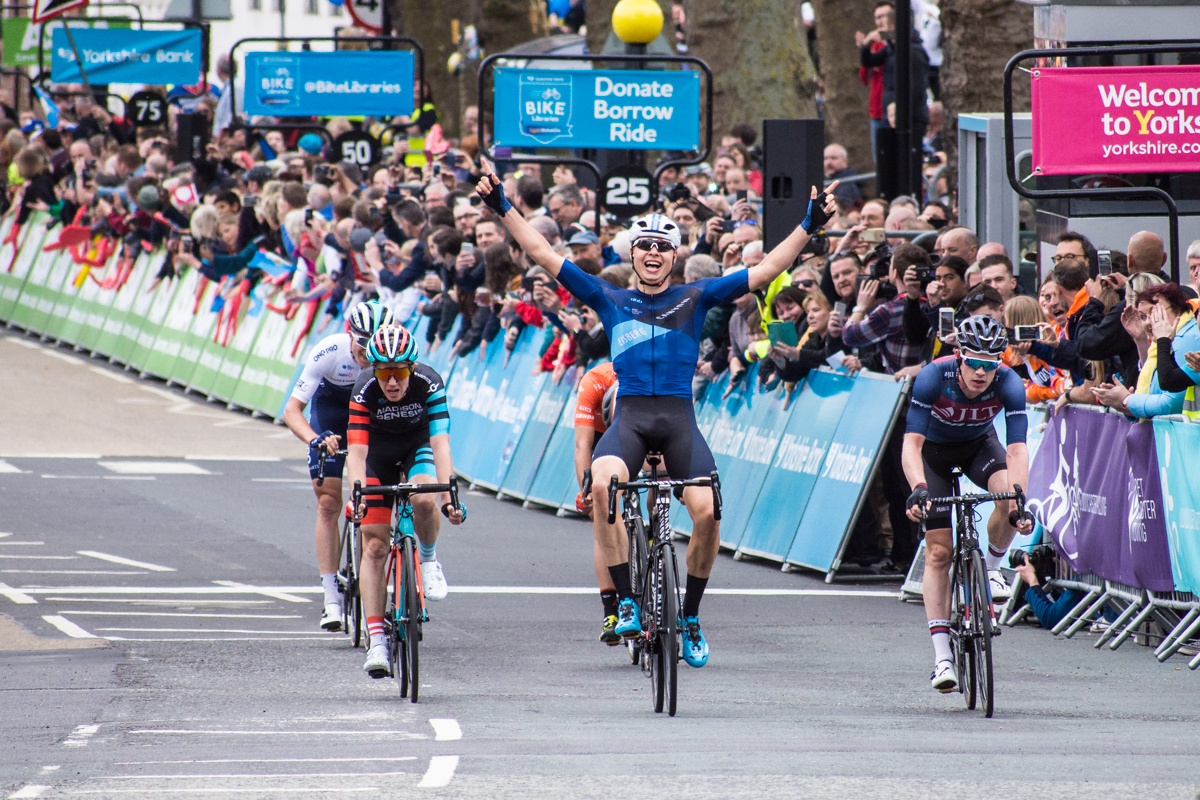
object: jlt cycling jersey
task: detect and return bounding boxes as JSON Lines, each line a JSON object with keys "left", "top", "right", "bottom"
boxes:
{"left": 555, "top": 259, "right": 749, "bottom": 398}
{"left": 906, "top": 356, "right": 1028, "bottom": 445}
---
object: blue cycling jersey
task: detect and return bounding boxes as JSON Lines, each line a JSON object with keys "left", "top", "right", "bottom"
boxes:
{"left": 556, "top": 259, "right": 750, "bottom": 398}
{"left": 906, "top": 355, "right": 1028, "bottom": 445}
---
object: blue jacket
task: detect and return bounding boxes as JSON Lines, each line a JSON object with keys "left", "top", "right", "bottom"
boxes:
{"left": 1126, "top": 316, "right": 1200, "bottom": 418}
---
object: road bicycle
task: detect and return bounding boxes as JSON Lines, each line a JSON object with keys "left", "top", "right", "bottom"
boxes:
{"left": 353, "top": 476, "right": 461, "bottom": 703}
{"left": 314, "top": 448, "right": 362, "bottom": 645}
{"left": 607, "top": 456, "right": 722, "bottom": 717}
{"left": 921, "top": 468, "right": 1028, "bottom": 718}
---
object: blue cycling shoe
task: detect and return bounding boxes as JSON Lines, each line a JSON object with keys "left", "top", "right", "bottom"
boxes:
{"left": 680, "top": 616, "right": 708, "bottom": 667}
{"left": 615, "top": 598, "right": 642, "bottom": 638}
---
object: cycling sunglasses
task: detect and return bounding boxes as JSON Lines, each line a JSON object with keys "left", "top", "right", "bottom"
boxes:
{"left": 960, "top": 356, "right": 1000, "bottom": 372}
{"left": 633, "top": 240, "right": 676, "bottom": 253}
{"left": 374, "top": 363, "right": 413, "bottom": 383}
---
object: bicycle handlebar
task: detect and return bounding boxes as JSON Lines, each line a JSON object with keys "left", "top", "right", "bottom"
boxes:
{"left": 315, "top": 448, "right": 349, "bottom": 487}
{"left": 581, "top": 468, "right": 592, "bottom": 498}
{"left": 351, "top": 475, "right": 462, "bottom": 520}
{"left": 606, "top": 471, "right": 723, "bottom": 524}
{"left": 920, "top": 484, "right": 1030, "bottom": 532}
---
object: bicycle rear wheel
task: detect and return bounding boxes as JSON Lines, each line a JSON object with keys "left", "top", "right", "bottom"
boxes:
{"left": 383, "top": 551, "right": 401, "bottom": 684}
{"left": 402, "top": 537, "right": 421, "bottom": 704}
{"left": 661, "top": 548, "right": 679, "bottom": 718}
{"left": 969, "top": 549, "right": 995, "bottom": 717}
{"left": 628, "top": 514, "right": 648, "bottom": 666}
{"left": 341, "top": 518, "right": 363, "bottom": 648}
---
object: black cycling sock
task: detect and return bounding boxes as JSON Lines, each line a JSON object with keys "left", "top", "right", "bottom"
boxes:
{"left": 608, "top": 563, "right": 633, "bottom": 601}
{"left": 600, "top": 589, "right": 619, "bottom": 618}
{"left": 683, "top": 574, "right": 708, "bottom": 619}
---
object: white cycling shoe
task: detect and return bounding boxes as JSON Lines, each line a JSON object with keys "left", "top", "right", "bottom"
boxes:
{"left": 320, "top": 602, "right": 343, "bottom": 632}
{"left": 988, "top": 569, "right": 1012, "bottom": 601}
{"left": 421, "top": 560, "right": 449, "bottom": 602}
{"left": 931, "top": 659, "right": 958, "bottom": 693}
{"left": 363, "top": 644, "right": 390, "bottom": 679}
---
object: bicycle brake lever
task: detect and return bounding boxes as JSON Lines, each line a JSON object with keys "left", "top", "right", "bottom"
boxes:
{"left": 448, "top": 474, "right": 461, "bottom": 515}
{"left": 607, "top": 474, "right": 619, "bottom": 525}
{"left": 710, "top": 470, "right": 723, "bottom": 522}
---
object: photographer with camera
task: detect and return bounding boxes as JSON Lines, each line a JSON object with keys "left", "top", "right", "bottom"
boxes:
{"left": 842, "top": 242, "right": 928, "bottom": 375}
{"left": 1010, "top": 546, "right": 1116, "bottom": 631}
{"left": 902, "top": 255, "right": 972, "bottom": 368}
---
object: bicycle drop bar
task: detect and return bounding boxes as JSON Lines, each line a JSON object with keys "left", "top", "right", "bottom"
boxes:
{"left": 921, "top": 484, "right": 1029, "bottom": 530}
{"left": 315, "top": 448, "right": 349, "bottom": 487}
{"left": 607, "top": 471, "right": 723, "bottom": 525}
{"left": 352, "top": 476, "right": 463, "bottom": 517}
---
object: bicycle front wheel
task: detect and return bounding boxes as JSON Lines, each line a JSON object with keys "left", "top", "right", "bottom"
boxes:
{"left": 949, "top": 557, "right": 975, "bottom": 710}
{"left": 661, "top": 548, "right": 679, "bottom": 718}
{"left": 403, "top": 537, "right": 421, "bottom": 704}
{"left": 384, "top": 550, "right": 401, "bottom": 686}
{"left": 969, "top": 549, "right": 995, "bottom": 717}
{"left": 628, "top": 515, "right": 649, "bottom": 600}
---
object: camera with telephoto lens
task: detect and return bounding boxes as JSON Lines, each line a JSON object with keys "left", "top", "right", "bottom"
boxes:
{"left": 869, "top": 241, "right": 893, "bottom": 278}
{"left": 663, "top": 182, "right": 691, "bottom": 203}
{"left": 801, "top": 232, "right": 829, "bottom": 256}
{"left": 1009, "top": 544, "right": 1057, "bottom": 584}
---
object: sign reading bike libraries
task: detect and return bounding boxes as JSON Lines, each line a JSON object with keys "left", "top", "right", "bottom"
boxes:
{"left": 494, "top": 68, "right": 699, "bottom": 150}
{"left": 1031, "top": 64, "right": 1200, "bottom": 175}
{"left": 244, "top": 51, "right": 415, "bottom": 117}
{"left": 51, "top": 28, "right": 202, "bottom": 85}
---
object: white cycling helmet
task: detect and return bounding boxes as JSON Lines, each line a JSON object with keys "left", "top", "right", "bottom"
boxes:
{"left": 629, "top": 213, "right": 682, "bottom": 251}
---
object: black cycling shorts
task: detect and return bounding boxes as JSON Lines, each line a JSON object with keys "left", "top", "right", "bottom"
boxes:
{"left": 922, "top": 430, "right": 1008, "bottom": 530}
{"left": 361, "top": 438, "right": 436, "bottom": 525}
{"left": 306, "top": 393, "right": 349, "bottom": 480}
{"left": 592, "top": 395, "right": 717, "bottom": 481}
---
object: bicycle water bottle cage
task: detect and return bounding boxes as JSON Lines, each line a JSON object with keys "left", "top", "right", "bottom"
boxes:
{"left": 398, "top": 504, "right": 415, "bottom": 535}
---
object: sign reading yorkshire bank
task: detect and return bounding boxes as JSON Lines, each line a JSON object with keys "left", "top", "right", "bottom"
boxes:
{"left": 495, "top": 67, "right": 699, "bottom": 150}
{"left": 51, "top": 28, "right": 202, "bottom": 85}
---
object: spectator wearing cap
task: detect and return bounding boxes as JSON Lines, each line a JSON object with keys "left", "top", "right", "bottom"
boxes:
{"left": 297, "top": 133, "right": 324, "bottom": 157}
{"left": 567, "top": 229, "right": 602, "bottom": 264}
{"left": 823, "top": 144, "right": 862, "bottom": 209}
{"left": 685, "top": 164, "right": 713, "bottom": 196}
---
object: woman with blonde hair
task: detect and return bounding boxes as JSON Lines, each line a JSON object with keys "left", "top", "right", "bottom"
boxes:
{"left": 1003, "top": 295, "right": 1069, "bottom": 402}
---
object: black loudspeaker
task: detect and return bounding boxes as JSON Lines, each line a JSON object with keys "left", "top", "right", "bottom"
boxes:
{"left": 874, "top": 126, "right": 897, "bottom": 200}
{"left": 176, "top": 113, "right": 208, "bottom": 164}
{"left": 762, "top": 119, "right": 824, "bottom": 251}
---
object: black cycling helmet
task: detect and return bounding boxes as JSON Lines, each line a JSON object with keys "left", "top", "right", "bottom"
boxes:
{"left": 956, "top": 315, "right": 1008, "bottom": 357}
{"left": 601, "top": 382, "right": 618, "bottom": 429}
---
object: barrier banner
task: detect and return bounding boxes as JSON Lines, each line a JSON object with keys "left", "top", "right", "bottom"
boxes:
{"left": 113, "top": 258, "right": 163, "bottom": 365}
{"left": 128, "top": 275, "right": 183, "bottom": 374}
{"left": 1031, "top": 65, "right": 1200, "bottom": 176}
{"left": 141, "top": 267, "right": 202, "bottom": 379}
{"left": 243, "top": 51, "right": 415, "bottom": 118}
{"left": 66, "top": 256, "right": 120, "bottom": 352}
{"left": 52, "top": 28, "right": 203, "bottom": 85}
{"left": 170, "top": 278, "right": 221, "bottom": 388}
{"left": 3, "top": 18, "right": 129, "bottom": 68}
{"left": 525, "top": 383, "right": 581, "bottom": 510}
{"left": 208, "top": 288, "right": 269, "bottom": 402}
{"left": 497, "top": 374, "right": 572, "bottom": 502}
{"left": 91, "top": 252, "right": 149, "bottom": 357}
{"left": 1154, "top": 419, "right": 1200, "bottom": 594}
{"left": 36, "top": 251, "right": 78, "bottom": 340}
{"left": 670, "top": 371, "right": 730, "bottom": 537}
{"left": 787, "top": 371, "right": 906, "bottom": 575}
{"left": 738, "top": 370, "right": 853, "bottom": 561}
{"left": 1028, "top": 407, "right": 1173, "bottom": 591}
{"left": 493, "top": 67, "right": 700, "bottom": 150}
{"left": 8, "top": 224, "right": 61, "bottom": 333}
{"left": 0, "top": 217, "right": 21, "bottom": 318}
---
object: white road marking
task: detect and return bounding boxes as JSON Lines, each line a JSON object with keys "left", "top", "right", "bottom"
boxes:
{"left": 63, "top": 724, "right": 100, "bottom": 747}
{"left": 4, "top": 337, "right": 40, "bottom": 349}
{"left": 3, "top": 570, "right": 143, "bottom": 575}
{"left": 98, "top": 462, "right": 212, "bottom": 475}
{"left": 103, "top": 476, "right": 156, "bottom": 481}
{"left": 418, "top": 756, "right": 459, "bottom": 788}
{"left": 41, "top": 349, "right": 84, "bottom": 366}
{"left": 57, "top": 618, "right": 302, "bottom": 623}
{"left": 40, "top": 767, "right": 59, "bottom": 773}
{"left": 90, "top": 366, "right": 133, "bottom": 383}
{"left": 444, "top": 586, "right": 899, "bottom": 597}
{"left": 102, "top": 637, "right": 338, "bottom": 643}
{"left": 78, "top": 551, "right": 175, "bottom": 572}
{"left": 94, "top": 628, "right": 328, "bottom": 635}
{"left": 429, "top": 719, "right": 461, "bottom": 741}
{"left": 185, "top": 455, "right": 281, "bottom": 461}
{"left": 41, "top": 475, "right": 101, "bottom": 480}
{"left": 266, "top": 431, "right": 296, "bottom": 438}
{"left": 251, "top": 478, "right": 312, "bottom": 483}
{"left": 0, "top": 541, "right": 45, "bottom": 546}
{"left": 130, "top": 730, "right": 426, "bottom": 738}
{"left": 0, "top": 555, "right": 75, "bottom": 560}
{"left": 212, "top": 581, "right": 311, "bottom": 603}
{"left": 43, "top": 616, "right": 99, "bottom": 639}
{"left": 114, "top": 758, "right": 416, "bottom": 766}
{"left": 87, "top": 772, "right": 408, "bottom": 780}
{"left": 63, "top": 789, "right": 379, "bottom": 795}
{"left": 1, "top": 453, "right": 103, "bottom": 459}
{"left": 8, "top": 785, "right": 50, "bottom": 798}
{"left": 0, "top": 460, "right": 24, "bottom": 473}
{"left": 46, "top": 598, "right": 274, "bottom": 605}
{"left": 19, "top": 587, "right": 314, "bottom": 596}
{"left": 0, "top": 583, "right": 37, "bottom": 603}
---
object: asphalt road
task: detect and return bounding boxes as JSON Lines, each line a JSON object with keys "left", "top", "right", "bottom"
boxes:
{"left": 2, "top": 332, "right": 1199, "bottom": 799}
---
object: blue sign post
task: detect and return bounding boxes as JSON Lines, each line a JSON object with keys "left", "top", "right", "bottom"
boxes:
{"left": 243, "top": 51, "right": 415, "bottom": 117}
{"left": 494, "top": 67, "right": 699, "bottom": 151}
{"left": 51, "top": 28, "right": 202, "bottom": 85}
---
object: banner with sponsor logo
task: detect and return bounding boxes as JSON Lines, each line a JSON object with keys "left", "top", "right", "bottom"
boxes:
{"left": 51, "top": 28, "right": 202, "bottom": 85}
{"left": 498, "top": 375, "right": 575, "bottom": 502}
{"left": 786, "top": 372, "right": 906, "bottom": 574}
{"left": 1153, "top": 419, "right": 1200, "bottom": 595}
{"left": 1031, "top": 65, "right": 1200, "bottom": 176}
{"left": 1027, "top": 407, "right": 1173, "bottom": 591}
{"left": 3, "top": 18, "right": 129, "bottom": 69}
{"left": 494, "top": 67, "right": 700, "bottom": 150}
{"left": 735, "top": 371, "right": 852, "bottom": 560}
{"left": 243, "top": 51, "right": 415, "bottom": 118}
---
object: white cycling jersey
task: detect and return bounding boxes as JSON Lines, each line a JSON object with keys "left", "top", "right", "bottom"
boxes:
{"left": 291, "top": 333, "right": 366, "bottom": 406}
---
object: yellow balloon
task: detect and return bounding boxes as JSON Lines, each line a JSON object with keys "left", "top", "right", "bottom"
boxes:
{"left": 611, "top": 0, "right": 664, "bottom": 44}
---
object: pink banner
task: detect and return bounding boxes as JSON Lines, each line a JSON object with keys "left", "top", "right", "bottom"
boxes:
{"left": 1031, "top": 64, "right": 1200, "bottom": 175}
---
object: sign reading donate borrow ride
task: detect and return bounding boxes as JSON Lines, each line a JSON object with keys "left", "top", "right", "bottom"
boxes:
{"left": 494, "top": 68, "right": 699, "bottom": 150}
{"left": 1031, "top": 65, "right": 1200, "bottom": 175}
{"left": 244, "top": 52, "right": 415, "bottom": 117}
{"left": 52, "top": 28, "right": 201, "bottom": 85}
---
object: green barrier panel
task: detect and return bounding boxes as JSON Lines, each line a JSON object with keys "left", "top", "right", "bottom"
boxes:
{"left": 208, "top": 288, "right": 275, "bottom": 403}
{"left": 228, "top": 306, "right": 296, "bottom": 414}
{"left": 111, "top": 254, "right": 162, "bottom": 365}
{"left": 92, "top": 253, "right": 152, "bottom": 358}
{"left": 32, "top": 249, "right": 79, "bottom": 341}
{"left": 140, "top": 267, "right": 203, "bottom": 379}
{"left": 0, "top": 216, "right": 22, "bottom": 318}
{"left": 7, "top": 220, "right": 65, "bottom": 333}
{"left": 0, "top": 215, "right": 46, "bottom": 321}
{"left": 168, "top": 275, "right": 231, "bottom": 388}
{"left": 71, "top": 253, "right": 126, "bottom": 352}
{"left": 255, "top": 305, "right": 315, "bottom": 417}
{"left": 127, "top": 271, "right": 183, "bottom": 372}
{"left": 183, "top": 279, "right": 232, "bottom": 397}
{"left": 50, "top": 252, "right": 109, "bottom": 346}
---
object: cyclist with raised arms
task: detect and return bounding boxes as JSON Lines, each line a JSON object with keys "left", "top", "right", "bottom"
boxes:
{"left": 573, "top": 362, "right": 623, "bottom": 645}
{"left": 902, "top": 316, "right": 1033, "bottom": 694}
{"left": 283, "top": 301, "right": 393, "bottom": 632}
{"left": 348, "top": 324, "right": 465, "bottom": 679}
{"left": 478, "top": 164, "right": 838, "bottom": 668}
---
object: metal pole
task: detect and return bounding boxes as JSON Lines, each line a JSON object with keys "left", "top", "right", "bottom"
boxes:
{"left": 893, "top": 0, "right": 911, "bottom": 197}
{"left": 60, "top": 21, "right": 92, "bottom": 94}
{"left": 624, "top": 41, "right": 646, "bottom": 168}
